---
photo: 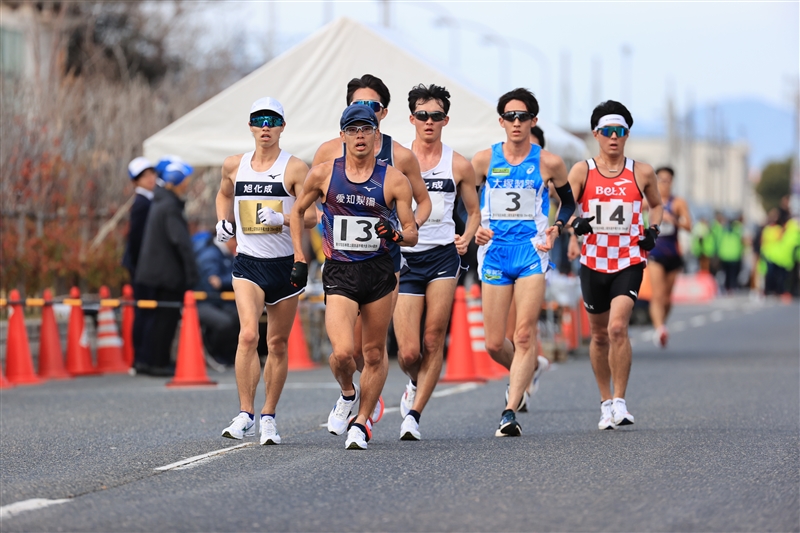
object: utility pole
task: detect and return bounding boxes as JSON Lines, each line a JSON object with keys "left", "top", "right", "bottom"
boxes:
{"left": 591, "top": 56, "right": 602, "bottom": 108}
{"left": 267, "top": 2, "right": 277, "bottom": 61}
{"left": 559, "top": 50, "right": 571, "bottom": 128}
{"left": 620, "top": 44, "right": 632, "bottom": 105}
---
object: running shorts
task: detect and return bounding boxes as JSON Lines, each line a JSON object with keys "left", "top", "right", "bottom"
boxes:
{"left": 399, "top": 243, "right": 461, "bottom": 296}
{"left": 232, "top": 254, "right": 303, "bottom": 305}
{"left": 579, "top": 263, "right": 644, "bottom": 314}
{"left": 323, "top": 253, "right": 396, "bottom": 305}
{"left": 649, "top": 252, "right": 684, "bottom": 273}
{"left": 478, "top": 240, "right": 549, "bottom": 286}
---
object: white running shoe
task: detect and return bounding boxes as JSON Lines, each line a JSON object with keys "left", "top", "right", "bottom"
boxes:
{"left": 612, "top": 398, "right": 635, "bottom": 426}
{"left": 345, "top": 425, "right": 369, "bottom": 450}
{"left": 505, "top": 385, "right": 530, "bottom": 412}
{"left": 371, "top": 395, "right": 385, "bottom": 424}
{"left": 221, "top": 412, "right": 255, "bottom": 439}
{"left": 400, "top": 381, "right": 416, "bottom": 418}
{"left": 259, "top": 416, "right": 281, "bottom": 445}
{"left": 400, "top": 414, "right": 421, "bottom": 441}
{"left": 531, "top": 355, "right": 550, "bottom": 396}
{"left": 598, "top": 400, "right": 616, "bottom": 430}
{"left": 653, "top": 326, "right": 669, "bottom": 348}
{"left": 327, "top": 387, "right": 359, "bottom": 436}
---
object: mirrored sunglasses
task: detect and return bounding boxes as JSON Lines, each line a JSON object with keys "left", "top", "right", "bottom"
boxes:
{"left": 597, "top": 126, "right": 628, "bottom": 138}
{"left": 413, "top": 111, "right": 447, "bottom": 122}
{"left": 351, "top": 100, "right": 384, "bottom": 113}
{"left": 249, "top": 115, "right": 285, "bottom": 128}
{"left": 501, "top": 111, "right": 533, "bottom": 123}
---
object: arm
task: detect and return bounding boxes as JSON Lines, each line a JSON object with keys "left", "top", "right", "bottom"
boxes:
{"left": 394, "top": 143, "right": 431, "bottom": 227}
{"left": 674, "top": 197, "right": 692, "bottom": 232}
{"left": 637, "top": 163, "right": 663, "bottom": 251}
{"left": 311, "top": 138, "right": 342, "bottom": 167}
{"left": 566, "top": 162, "right": 589, "bottom": 260}
{"left": 290, "top": 165, "right": 328, "bottom": 261}
{"left": 536, "top": 151, "right": 573, "bottom": 252}
{"left": 384, "top": 167, "right": 419, "bottom": 247}
{"left": 284, "top": 157, "right": 317, "bottom": 229}
{"left": 215, "top": 156, "right": 239, "bottom": 241}
{"left": 453, "top": 153, "right": 481, "bottom": 255}
{"left": 471, "top": 149, "right": 492, "bottom": 245}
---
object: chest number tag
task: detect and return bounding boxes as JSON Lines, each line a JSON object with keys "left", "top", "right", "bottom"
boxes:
{"left": 489, "top": 188, "right": 538, "bottom": 220}
{"left": 239, "top": 199, "right": 283, "bottom": 234}
{"left": 427, "top": 193, "right": 446, "bottom": 224}
{"left": 589, "top": 200, "right": 633, "bottom": 234}
{"left": 333, "top": 215, "right": 381, "bottom": 251}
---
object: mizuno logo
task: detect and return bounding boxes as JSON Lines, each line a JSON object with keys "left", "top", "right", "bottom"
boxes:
{"left": 364, "top": 186, "right": 376, "bottom": 192}
{"left": 268, "top": 174, "right": 282, "bottom": 179}
{"left": 614, "top": 178, "right": 632, "bottom": 186}
{"left": 432, "top": 171, "right": 443, "bottom": 175}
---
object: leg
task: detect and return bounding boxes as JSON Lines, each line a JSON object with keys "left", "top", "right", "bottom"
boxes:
{"left": 261, "top": 296, "right": 299, "bottom": 415}
{"left": 232, "top": 279, "right": 266, "bottom": 414}
{"left": 607, "top": 295, "right": 636, "bottom": 399}
{"left": 393, "top": 294, "right": 424, "bottom": 382}
{"left": 353, "top": 292, "right": 394, "bottom": 425}
{"left": 663, "top": 268, "right": 680, "bottom": 321}
{"left": 481, "top": 283, "right": 515, "bottom": 369}
{"left": 505, "top": 274, "right": 546, "bottom": 411}
{"left": 647, "top": 261, "right": 669, "bottom": 329}
{"left": 588, "top": 311, "right": 612, "bottom": 401}
{"left": 505, "top": 291, "right": 517, "bottom": 345}
{"left": 325, "top": 295, "right": 360, "bottom": 395}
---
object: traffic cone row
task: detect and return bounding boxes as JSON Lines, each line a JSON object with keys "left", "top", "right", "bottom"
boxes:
{"left": 167, "top": 291, "right": 216, "bottom": 387}
{"left": 95, "top": 286, "right": 129, "bottom": 374}
{"left": 441, "top": 286, "right": 486, "bottom": 383}
{"left": 467, "top": 284, "right": 507, "bottom": 379}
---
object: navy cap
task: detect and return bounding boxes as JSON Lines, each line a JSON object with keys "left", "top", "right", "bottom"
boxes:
{"left": 340, "top": 105, "right": 378, "bottom": 130}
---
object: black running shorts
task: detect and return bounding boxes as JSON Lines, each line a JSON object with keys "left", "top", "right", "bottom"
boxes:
{"left": 650, "top": 253, "right": 684, "bottom": 273}
{"left": 579, "top": 263, "right": 644, "bottom": 314}
{"left": 232, "top": 254, "right": 303, "bottom": 305}
{"left": 323, "top": 253, "right": 397, "bottom": 305}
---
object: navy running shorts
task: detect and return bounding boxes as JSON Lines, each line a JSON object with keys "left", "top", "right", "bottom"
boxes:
{"left": 399, "top": 243, "right": 462, "bottom": 296}
{"left": 232, "top": 254, "right": 304, "bottom": 305}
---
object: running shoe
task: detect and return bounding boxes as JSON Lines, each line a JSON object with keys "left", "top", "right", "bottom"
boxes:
{"left": 400, "top": 415, "right": 421, "bottom": 441}
{"left": 345, "top": 424, "right": 369, "bottom": 450}
{"left": 598, "top": 399, "right": 616, "bottom": 430}
{"left": 371, "top": 395, "right": 385, "bottom": 424}
{"left": 495, "top": 410, "right": 522, "bottom": 437}
{"left": 612, "top": 398, "right": 635, "bottom": 426}
{"left": 221, "top": 412, "right": 255, "bottom": 439}
{"left": 327, "top": 386, "right": 359, "bottom": 436}
{"left": 531, "top": 355, "right": 551, "bottom": 396}
{"left": 505, "top": 385, "right": 530, "bottom": 412}
{"left": 400, "top": 381, "right": 416, "bottom": 418}
{"left": 653, "top": 326, "right": 669, "bottom": 348}
{"left": 259, "top": 416, "right": 281, "bottom": 445}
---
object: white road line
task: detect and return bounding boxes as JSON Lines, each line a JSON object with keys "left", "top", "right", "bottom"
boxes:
{"left": 154, "top": 443, "right": 253, "bottom": 472}
{"left": 710, "top": 310, "right": 724, "bottom": 322}
{"left": 690, "top": 315, "right": 707, "bottom": 327}
{"left": 0, "top": 498, "right": 70, "bottom": 520}
{"left": 671, "top": 321, "right": 686, "bottom": 332}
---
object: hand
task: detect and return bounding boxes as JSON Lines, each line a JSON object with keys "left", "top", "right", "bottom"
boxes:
{"left": 475, "top": 227, "right": 494, "bottom": 246}
{"left": 290, "top": 261, "right": 308, "bottom": 289}
{"left": 639, "top": 226, "right": 659, "bottom": 251}
{"left": 216, "top": 220, "right": 236, "bottom": 242}
{"left": 567, "top": 234, "right": 581, "bottom": 261}
{"left": 208, "top": 275, "right": 222, "bottom": 290}
{"left": 454, "top": 234, "right": 469, "bottom": 255}
{"left": 375, "top": 220, "right": 403, "bottom": 243}
{"left": 257, "top": 206, "right": 284, "bottom": 226}
{"left": 570, "top": 216, "right": 595, "bottom": 236}
{"left": 536, "top": 225, "right": 559, "bottom": 252}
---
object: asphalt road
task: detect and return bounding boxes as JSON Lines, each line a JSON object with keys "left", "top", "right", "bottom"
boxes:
{"left": 1, "top": 295, "right": 798, "bottom": 532}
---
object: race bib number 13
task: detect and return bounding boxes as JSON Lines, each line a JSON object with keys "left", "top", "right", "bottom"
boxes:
{"left": 333, "top": 215, "right": 381, "bottom": 251}
{"left": 589, "top": 200, "right": 633, "bottom": 234}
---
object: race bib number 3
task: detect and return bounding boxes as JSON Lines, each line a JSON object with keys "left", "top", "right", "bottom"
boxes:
{"left": 333, "top": 215, "right": 381, "bottom": 251}
{"left": 589, "top": 200, "right": 633, "bottom": 234}
{"left": 238, "top": 199, "right": 283, "bottom": 234}
{"left": 489, "top": 188, "right": 538, "bottom": 220}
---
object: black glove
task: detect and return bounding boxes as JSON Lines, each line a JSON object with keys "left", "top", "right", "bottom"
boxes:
{"left": 290, "top": 261, "right": 308, "bottom": 289}
{"left": 375, "top": 220, "right": 403, "bottom": 243}
{"left": 570, "top": 216, "right": 595, "bottom": 236}
{"left": 639, "top": 226, "right": 659, "bottom": 251}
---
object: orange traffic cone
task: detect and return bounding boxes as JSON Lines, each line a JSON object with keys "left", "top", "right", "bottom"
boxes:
{"left": 95, "top": 286, "right": 129, "bottom": 373}
{"left": 467, "top": 284, "right": 506, "bottom": 380}
{"left": 288, "top": 309, "right": 316, "bottom": 370}
{"left": 441, "top": 286, "right": 486, "bottom": 383}
{"left": 65, "top": 287, "right": 100, "bottom": 376}
{"left": 5, "top": 289, "right": 42, "bottom": 385}
{"left": 0, "top": 367, "right": 12, "bottom": 388}
{"left": 561, "top": 306, "right": 578, "bottom": 351}
{"left": 167, "top": 291, "right": 216, "bottom": 387}
{"left": 38, "top": 289, "right": 71, "bottom": 380}
{"left": 121, "top": 284, "right": 134, "bottom": 367}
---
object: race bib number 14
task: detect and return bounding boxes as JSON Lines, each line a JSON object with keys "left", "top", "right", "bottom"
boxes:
{"left": 333, "top": 215, "right": 381, "bottom": 251}
{"left": 589, "top": 200, "right": 633, "bottom": 234}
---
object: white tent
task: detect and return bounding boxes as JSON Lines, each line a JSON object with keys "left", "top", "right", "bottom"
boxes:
{"left": 144, "top": 17, "right": 588, "bottom": 166}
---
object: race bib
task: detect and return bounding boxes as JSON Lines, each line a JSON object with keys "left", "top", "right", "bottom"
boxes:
{"left": 427, "top": 192, "right": 445, "bottom": 224}
{"left": 333, "top": 215, "right": 381, "bottom": 251}
{"left": 588, "top": 200, "right": 633, "bottom": 234}
{"left": 489, "top": 188, "right": 538, "bottom": 220}
{"left": 238, "top": 199, "right": 283, "bottom": 234}
{"left": 660, "top": 220, "right": 676, "bottom": 236}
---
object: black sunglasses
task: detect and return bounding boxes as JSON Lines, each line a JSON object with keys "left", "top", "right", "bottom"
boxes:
{"left": 413, "top": 110, "right": 447, "bottom": 122}
{"left": 501, "top": 111, "right": 533, "bottom": 122}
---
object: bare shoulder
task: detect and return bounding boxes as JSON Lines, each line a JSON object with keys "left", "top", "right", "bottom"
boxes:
{"left": 633, "top": 160, "right": 655, "bottom": 178}
{"left": 385, "top": 164, "right": 411, "bottom": 189}
{"left": 222, "top": 154, "right": 243, "bottom": 175}
{"left": 392, "top": 141, "right": 419, "bottom": 170}
{"left": 540, "top": 149, "right": 566, "bottom": 174}
{"left": 313, "top": 138, "right": 343, "bottom": 165}
{"left": 568, "top": 159, "right": 590, "bottom": 175}
{"left": 286, "top": 155, "right": 310, "bottom": 175}
{"left": 471, "top": 148, "right": 492, "bottom": 169}
{"left": 452, "top": 151, "right": 474, "bottom": 177}
{"left": 308, "top": 160, "right": 334, "bottom": 181}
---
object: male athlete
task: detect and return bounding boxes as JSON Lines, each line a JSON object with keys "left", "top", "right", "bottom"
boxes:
{"left": 291, "top": 105, "right": 418, "bottom": 450}
{"left": 312, "top": 74, "right": 431, "bottom": 424}
{"left": 217, "top": 97, "right": 316, "bottom": 445}
{"left": 567, "top": 100, "right": 663, "bottom": 430}
{"left": 395, "top": 84, "right": 480, "bottom": 440}
{"left": 647, "top": 166, "right": 691, "bottom": 348}
{"left": 472, "top": 88, "right": 576, "bottom": 437}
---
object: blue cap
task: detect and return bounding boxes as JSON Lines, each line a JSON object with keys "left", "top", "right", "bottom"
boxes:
{"left": 162, "top": 162, "right": 192, "bottom": 186}
{"left": 340, "top": 105, "right": 378, "bottom": 130}
{"left": 155, "top": 155, "right": 193, "bottom": 180}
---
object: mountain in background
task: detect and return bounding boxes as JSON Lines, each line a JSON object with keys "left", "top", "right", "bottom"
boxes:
{"left": 637, "top": 98, "right": 796, "bottom": 171}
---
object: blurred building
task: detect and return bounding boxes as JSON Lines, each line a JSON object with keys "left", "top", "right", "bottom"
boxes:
{"left": 0, "top": 2, "right": 62, "bottom": 81}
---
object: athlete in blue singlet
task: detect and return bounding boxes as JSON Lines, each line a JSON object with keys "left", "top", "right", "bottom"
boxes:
{"left": 647, "top": 166, "right": 692, "bottom": 348}
{"left": 472, "top": 88, "right": 576, "bottom": 437}
{"left": 291, "top": 105, "right": 418, "bottom": 450}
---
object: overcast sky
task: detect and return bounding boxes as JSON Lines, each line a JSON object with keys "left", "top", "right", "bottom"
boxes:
{"left": 205, "top": 1, "right": 798, "bottom": 129}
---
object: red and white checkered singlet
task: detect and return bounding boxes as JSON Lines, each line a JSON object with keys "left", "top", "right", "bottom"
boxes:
{"left": 578, "top": 158, "right": 646, "bottom": 273}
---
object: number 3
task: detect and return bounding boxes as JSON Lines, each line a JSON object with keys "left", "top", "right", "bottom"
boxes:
{"left": 339, "top": 219, "right": 374, "bottom": 242}
{"left": 506, "top": 192, "right": 521, "bottom": 212}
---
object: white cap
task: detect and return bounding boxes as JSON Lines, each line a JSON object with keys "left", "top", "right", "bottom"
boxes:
{"left": 250, "top": 97, "right": 284, "bottom": 118}
{"left": 128, "top": 156, "right": 154, "bottom": 180}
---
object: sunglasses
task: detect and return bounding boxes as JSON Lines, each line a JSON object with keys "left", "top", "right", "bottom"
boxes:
{"left": 249, "top": 115, "right": 285, "bottom": 128}
{"left": 596, "top": 126, "right": 628, "bottom": 138}
{"left": 413, "top": 110, "right": 447, "bottom": 122}
{"left": 342, "top": 125, "right": 375, "bottom": 136}
{"left": 501, "top": 111, "right": 533, "bottom": 123}
{"left": 351, "top": 100, "right": 384, "bottom": 113}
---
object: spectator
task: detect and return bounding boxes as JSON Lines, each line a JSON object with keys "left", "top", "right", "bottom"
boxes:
{"left": 194, "top": 234, "right": 239, "bottom": 368}
{"left": 122, "top": 157, "right": 158, "bottom": 373}
{"left": 761, "top": 208, "right": 792, "bottom": 296}
{"left": 718, "top": 214, "right": 745, "bottom": 292}
{"left": 135, "top": 163, "right": 199, "bottom": 376}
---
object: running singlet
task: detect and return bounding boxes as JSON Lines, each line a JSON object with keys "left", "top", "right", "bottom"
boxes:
{"left": 402, "top": 142, "right": 456, "bottom": 253}
{"left": 479, "top": 143, "right": 549, "bottom": 245}
{"left": 233, "top": 150, "right": 294, "bottom": 258}
{"left": 321, "top": 157, "right": 394, "bottom": 262}
{"left": 578, "top": 158, "right": 646, "bottom": 273}
{"left": 650, "top": 196, "right": 680, "bottom": 258}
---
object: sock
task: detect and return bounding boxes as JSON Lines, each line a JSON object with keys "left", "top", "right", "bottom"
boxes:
{"left": 353, "top": 422, "right": 370, "bottom": 441}
{"left": 342, "top": 392, "right": 356, "bottom": 401}
{"left": 410, "top": 379, "right": 417, "bottom": 388}
{"left": 261, "top": 414, "right": 275, "bottom": 421}
{"left": 241, "top": 411, "right": 254, "bottom": 421}
{"left": 408, "top": 409, "right": 421, "bottom": 423}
